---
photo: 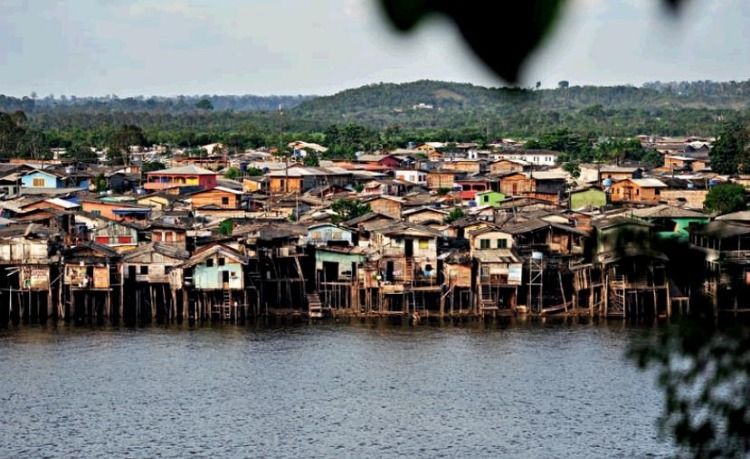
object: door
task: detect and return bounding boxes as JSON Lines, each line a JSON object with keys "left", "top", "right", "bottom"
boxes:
{"left": 323, "top": 261, "right": 339, "bottom": 282}
{"left": 221, "top": 270, "right": 230, "bottom": 289}
{"left": 386, "top": 261, "right": 395, "bottom": 282}
{"left": 404, "top": 239, "right": 414, "bottom": 257}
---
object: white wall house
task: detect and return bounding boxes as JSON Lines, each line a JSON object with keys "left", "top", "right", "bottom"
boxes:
{"left": 394, "top": 169, "right": 427, "bottom": 185}
{"left": 497, "top": 150, "right": 559, "bottom": 166}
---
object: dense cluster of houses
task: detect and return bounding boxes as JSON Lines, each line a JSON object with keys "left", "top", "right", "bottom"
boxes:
{"left": 1, "top": 135, "right": 748, "bottom": 324}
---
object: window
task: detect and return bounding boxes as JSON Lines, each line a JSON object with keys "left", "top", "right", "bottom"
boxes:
{"left": 497, "top": 239, "right": 507, "bottom": 249}
{"left": 91, "top": 210, "right": 101, "bottom": 217}
{"left": 483, "top": 196, "right": 489, "bottom": 203}
{"left": 95, "top": 236, "right": 109, "bottom": 244}
{"left": 480, "top": 239, "right": 490, "bottom": 249}
{"left": 655, "top": 189, "right": 660, "bottom": 195}
{"left": 140, "top": 266, "right": 149, "bottom": 275}
{"left": 418, "top": 239, "right": 429, "bottom": 250}
{"left": 206, "top": 259, "right": 214, "bottom": 267}
{"left": 218, "top": 257, "right": 226, "bottom": 266}
{"left": 32, "top": 178, "right": 45, "bottom": 187}
{"left": 118, "top": 236, "right": 132, "bottom": 244}
{"left": 221, "top": 197, "right": 229, "bottom": 205}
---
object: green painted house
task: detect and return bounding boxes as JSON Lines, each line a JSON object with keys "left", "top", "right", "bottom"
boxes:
{"left": 475, "top": 190, "right": 506, "bottom": 208}
{"left": 631, "top": 205, "right": 709, "bottom": 241}
{"left": 315, "top": 246, "right": 366, "bottom": 283}
{"left": 570, "top": 187, "right": 607, "bottom": 210}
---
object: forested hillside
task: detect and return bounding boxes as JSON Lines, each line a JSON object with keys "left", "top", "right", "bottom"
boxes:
{"left": 0, "top": 80, "right": 749, "bottom": 158}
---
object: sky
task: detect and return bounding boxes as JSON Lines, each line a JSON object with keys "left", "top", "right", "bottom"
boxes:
{"left": 0, "top": 0, "right": 749, "bottom": 97}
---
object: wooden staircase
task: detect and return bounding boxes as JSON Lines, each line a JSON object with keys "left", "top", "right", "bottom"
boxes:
{"left": 307, "top": 293, "right": 323, "bottom": 318}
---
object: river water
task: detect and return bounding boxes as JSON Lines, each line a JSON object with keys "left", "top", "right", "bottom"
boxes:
{"left": 0, "top": 321, "right": 673, "bottom": 458}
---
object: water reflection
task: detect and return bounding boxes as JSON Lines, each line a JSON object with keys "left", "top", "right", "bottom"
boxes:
{"left": 0, "top": 321, "right": 672, "bottom": 458}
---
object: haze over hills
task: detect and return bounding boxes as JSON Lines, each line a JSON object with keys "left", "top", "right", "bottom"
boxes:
{"left": 1, "top": 79, "right": 749, "bottom": 137}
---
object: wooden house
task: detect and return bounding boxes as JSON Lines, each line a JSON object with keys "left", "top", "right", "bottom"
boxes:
{"left": 370, "top": 221, "right": 441, "bottom": 287}
{"left": 148, "top": 221, "right": 188, "bottom": 249}
{"left": 62, "top": 242, "right": 120, "bottom": 321}
{"left": 90, "top": 218, "right": 140, "bottom": 253}
{"left": 609, "top": 178, "right": 667, "bottom": 203}
{"left": 0, "top": 224, "right": 61, "bottom": 321}
{"left": 306, "top": 223, "right": 355, "bottom": 246}
{"left": 442, "top": 159, "right": 482, "bottom": 174}
{"left": 592, "top": 216, "right": 671, "bottom": 318}
{"left": 136, "top": 193, "right": 181, "bottom": 211}
{"left": 426, "top": 170, "right": 458, "bottom": 190}
{"left": 266, "top": 166, "right": 352, "bottom": 194}
{"left": 499, "top": 172, "right": 534, "bottom": 197}
{"left": 121, "top": 242, "right": 190, "bottom": 321}
{"left": 144, "top": 165, "right": 218, "bottom": 191}
{"left": 579, "top": 165, "right": 640, "bottom": 185}
{"left": 182, "top": 243, "right": 249, "bottom": 320}
{"left": 489, "top": 159, "right": 528, "bottom": 175}
{"left": 188, "top": 186, "right": 243, "bottom": 210}
{"left": 365, "top": 195, "right": 404, "bottom": 219}
{"left": 402, "top": 207, "right": 448, "bottom": 225}
{"left": 690, "top": 221, "right": 750, "bottom": 311}
{"left": 81, "top": 199, "right": 152, "bottom": 222}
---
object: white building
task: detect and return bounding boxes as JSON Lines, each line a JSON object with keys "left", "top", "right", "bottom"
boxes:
{"left": 497, "top": 150, "right": 559, "bottom": 166}
{"left": 394, "top": 169, "right": 427, "bottom": 185}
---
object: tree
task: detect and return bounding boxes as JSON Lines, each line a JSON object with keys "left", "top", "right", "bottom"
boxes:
{"left": 303, "top": 152, "right": 320, "bottom": 166}
{"left": 444, "top": 208, "right": 465, "bottom": 223}
{"left": 195, "top": 98, "right": 214, "bottom": 110}
{"left": 108, "top": 124, "right": 146, "bottom": 166}
{"left": 331, "top": 199, "right": 371, "bottom": 223}
{"left": 141, "top": 161, "right": 165, "bottom": 173}
{"left": 218, "top": 219, "right": 233, "bottom": 236}
{"left": 224, "top": 167, "right": 241, "bottom": 180}
{"left": 93, "top": 173, "right": 107, "bottom": 192}
{"left": 710, "top": 120, "right": 750, "bottom": 174}
{"left": 558, "top": 80, "right": 569, "bottom": 89}
{"left": 68, "top": 144, "right": 99, "bottom": 163}
{"left": 704, "top": 183, "right": 747, "bottom": 215}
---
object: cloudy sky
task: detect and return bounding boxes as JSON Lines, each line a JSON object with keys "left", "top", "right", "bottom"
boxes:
{"left": 1, "top": 0, "right": 749, "bottom": 97}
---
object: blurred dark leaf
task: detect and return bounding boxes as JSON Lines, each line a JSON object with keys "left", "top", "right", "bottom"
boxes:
{"left": 379, "top": 0, "right": 687, "bottom": 83}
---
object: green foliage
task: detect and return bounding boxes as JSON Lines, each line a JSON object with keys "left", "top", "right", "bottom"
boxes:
{"left": 245, "top": 167, "right": 264, "bottom": 176}
{"left": 195, "top": 99, "right": 214, "bottom": 110}
{"left": 630, "top": 320, "right": 750, "bottom": 458}
{"left": 223, "top": 167, "right": 241, "bottom": 180}
{"left": 331, "top": 199, "right": 371, "bottom": 223}
{"left": 93, "top": 173, "right": 107, "bottom": 192}
{"left": 218, "top": 219, "right": 233, "bottom": 236}
{"left": 704, "top": 183, "right": 747, "bottom": 214}
{"left": 141, "top": 161, "right": 165, "bottom": 173}
{"left": 108, "top": 124, "right": 146, "bottom": 166}
{"left": 68, "top": 144, "right": 98, "bottom": 163}
{"left": 562, "top": 161, "right": 581, "bottom": 178}
{"left": 444, "top": 208, "right": 465, "bottom": 223}
{"left": 354, "top": 183, "right": 364, "bottom": 193}
{"left": 303, "top": 152, "right": 320, "bottom": 166}
{"left": 710, "top": 120, "right": 750, "bottom": 174}
{"left": 437, "top": 187, "right": 451, "bottom": 196}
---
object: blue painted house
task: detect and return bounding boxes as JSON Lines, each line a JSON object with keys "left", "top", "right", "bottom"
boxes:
{"left": 182, "top": 243, "right": 248, "bottom": 290}
{"left": 21, "top": 170, "right": 64, "bottom": 189}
